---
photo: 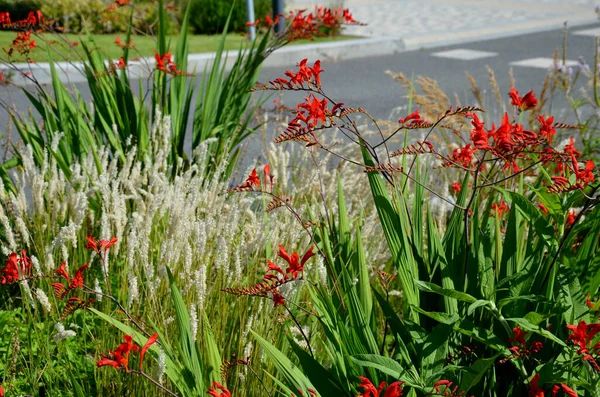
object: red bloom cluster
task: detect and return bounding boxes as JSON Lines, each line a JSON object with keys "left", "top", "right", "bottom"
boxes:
{"left": 431, "top": 380, "right": 472, "bottom": 397}
{"left": 0, "top": 250, "right": 32, "bottom": 285}
{"left": 5, "top": 30, "right": 36, "bottom": 58}
{"left": 529, "top": 374, "right": 578, "bottom": 397}
{"left": 0, "top": 12, "right": 10, "bottom": 25}
{"left": 509, "top": 88, "right": 538, "bottom": 112}
{"left": 51, "top": 262, "right": 89, "bottom": 299}
{"left": 505, "top": 326, "right": 543, "bottom": 359}
{"left": 257, "top": 58, "right": 324, "bottom": 90}
{"left": 248, "top": 7, "right": 363, "bottom": 41}
{"left": 229, "top": 164, "right": 274, "bottom": 193}
{"left": 97, "top": 333, "right": 158, "bottom": 372}
{"left": 566, "top": 320, "right": 600, "bottom": 371}
{"left": 397, "top": 109, "right": 433, "bottom": 129}
{"left": 207, "top": 381, "right": 231, "bottom": 397}
{"left": 223, "top": 245, "right": 315, "bottom": 307}
{"left": 155, "top": 52, "right": 178, "bottom": 74}
{"left": 357, "top": 376, "right": 404, "bottom": 397}
{"left": 0, "top": 10, "right": 45, "bottom": 29}
{"left": 85, "top": 236, "right": 118, "bottom": 255}
{"left": 451, "top": 181, "right": 461, "bottom": 194}
{"left": 437, "top": 91, "right": 595, "bottom": 194}
{"left": 491, "top": 200, "right": 509, "bottom": 217}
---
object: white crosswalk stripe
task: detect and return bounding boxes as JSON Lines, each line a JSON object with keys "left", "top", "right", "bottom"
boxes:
{"left": 510, "top": 57, "right": 578, "bottom": 69}
{"left": 573, "top": 27, "right": 600, "bottom": 36}
{"left": 430, "top": 49, "right": 498, "bottom": 61}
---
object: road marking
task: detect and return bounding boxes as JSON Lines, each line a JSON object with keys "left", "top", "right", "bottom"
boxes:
{"left": 430, "top": 49, "right": 498, "bottom": 61}
{"left": 573, "top": 27, "right": 600, "bottom": 36}
{"left": 510, "top": 57, "right": 578, "bottom": 69}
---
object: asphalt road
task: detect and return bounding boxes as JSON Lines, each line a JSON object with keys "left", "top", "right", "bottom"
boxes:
{"left": 0, "top": 23, "right": 597, "bottom": 162}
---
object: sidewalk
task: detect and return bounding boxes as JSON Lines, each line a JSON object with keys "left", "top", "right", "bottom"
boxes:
{"left": 2, "top": 0, "right": 598, "bottom": 85}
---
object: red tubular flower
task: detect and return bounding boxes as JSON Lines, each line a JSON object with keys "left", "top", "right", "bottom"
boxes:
{"left": 0, "top": 250, "right": 32, "bottom": 285}
{"left": 116, "top": 0, "right": 131, "bottom": 6}
{"left": 207, "top": 381, "right": 231, "bottom": 397}
{"left": 564, "top": 137, "right": 581, "bottom": 157}
{"left": 491, "top": 201, "right": 509, "bottom": 217}
{"left": 566, "top": 320, "right": 600, "bottom": 354}
{"left": 560, "top": 384, "right": 578, "bottom": 397}
{"left": 451, "top": 182, "right": 461, "bottom": 193}
{"left": 509, "top": 88, "right": 538, "bottom": 111}
{"left": 85, "top": 236, "right": 118, "bottom": 254}
{"left": 571, "top": 155, "right": 595, "bottom": 188}
{"left": 272, "top": 292, "right": 286, "bottom": 306}
{"left": 116, "top": 56, "right": 126, "bottom": 69}
{"left": 566, "top": 210, "right": 576, "bottom": 226}
{"left": 247, "top": 169, "right": 260, "bottom": 187}
{"left": 70, "top": 264, "right": 89, "bottom": 289}
{"left": 398, "top": 109, "right": 421, "bottom": 125}
{"left": 297, "top": 94, "right": 329, "bottom": 126}
{"left": 538, "top": 203, "right": 549, "bottom": 215}
{"left": 450, "top": 144, "right": 476, "bottom": 167}
{"left": 278, "top": 245, "right": 315, "bottom": 279}
{"left": 508, "top": 326, "right": 527, "bottom": 346}
{"left": 538, "top": 115, "right": 556, "bottom": 143}
{"left": 529, "top": 374, "right": 544, "bottom": 397}
{"left": 97, "top": 334, "right": 140, "bottom": 371}
{"left": 139, "top": 333, "right": 159, "bottom": 370}
{"left": 0, "top": 384, "right": 4, "bottom": 397}
{"left": 357, "top": 376, "right": 403, "bottom": 397}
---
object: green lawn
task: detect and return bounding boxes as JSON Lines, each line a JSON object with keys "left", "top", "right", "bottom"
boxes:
{"left": 0, "top": 31, "right": 356, "bottom": 63}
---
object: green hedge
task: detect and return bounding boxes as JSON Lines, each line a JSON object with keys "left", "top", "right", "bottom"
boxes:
{"left": 0, "top": 0, "right": 41, "bottom": 22}
{"left": 188, "top": 0, "right": 272, "bottom": 34}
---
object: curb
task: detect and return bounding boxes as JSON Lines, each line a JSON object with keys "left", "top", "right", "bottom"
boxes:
{"left": 1, "top": 16, "right": 597, "bottom": 86}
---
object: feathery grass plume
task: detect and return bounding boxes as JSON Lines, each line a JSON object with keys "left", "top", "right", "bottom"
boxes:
{"left": 34, "top": 288, "right": 52, "bottom": 313}
{"left": 466, "top": 72, "right": 483, "bottom": 106}
{"left": 486, "top": 65, "right": 505, "bottom": 110}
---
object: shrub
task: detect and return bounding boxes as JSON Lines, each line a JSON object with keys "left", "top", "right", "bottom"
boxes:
{"left": 188, "top": 0, "right": 272, "bottom": 34}
{"left": 0, "top": 0, "right": 41, "bottom": 23}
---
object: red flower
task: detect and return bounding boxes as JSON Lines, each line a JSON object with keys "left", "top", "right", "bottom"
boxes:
{"left": 538, "top": 115, "right": 556, "bottom": 143}
{"left": 566, "top": 210, "right": 576, "bottom": 226}
{"left": 116, "top": 56, "right": 126, "bottom": 69}
{"left": 116, "top": 0, "right": 131, "bottom": 6}
{"left": 358, "top": 376, "right": 403, "bottom": 397}
{"left": 297, "top": 94, "right": 329, "bottom": 127}
{"left": 398, "top": 109, "right": 421, "bottom": 125}
{"left": 70, "top": 264, "right": 90, "bottom": 289}
{"left": 508, "top": 326, "right": 527, "bottom": 347}
{"left": 529, "top": 374, "right": 544, "bottom": 397}
{"left": 451, "top": 181, "right": 461, "bottom": 193}
{"left": 491, "top": 201, "right": 509, "bottom": 217}
{"left": 155, "top": 52, "right": 177, "bottom": 73}
{"left": 85, "top": 236, "right": 118, "bottom": 254}
{"left": 272, "top": 292, "right": 286, "bottom": 306}
{"left": 97, "top": 334, "right": 140, "bottom": 372}
{"left": 139, "top": 333, "right": 158, "bottom": 370}
{"left": 564, "top": 137, "right": 581, "bottom": 157}
{"left": 278, "top": 245, "right": 315, "bottom": 279}
{"left": 0, "top": 250, "right": 32, "bottom": 285}
{"left": 0, "top": 384, "right": 4, "bottom": 397}
{"left": 207, "top": 381, "right": 231, "bottom": 397}
{"left": 450, "top": 144, "right": 476, "bottom": 167}
{"left": 560, "top": 384, "right": 578, "bottom": 397}
{"left": 572, "top": 156, "right": 594, "bottom": 188}
{"left": 247, "top": 169, "right": 260, "bottom": 187}
{"left": 538, "top": 203, "right": 549, "bottom": 215}
{"left": 567, "top": 320, "right": 600, "bottom": 354}
{"left": 509, "top": 88, "right": 538, "bottom": 111}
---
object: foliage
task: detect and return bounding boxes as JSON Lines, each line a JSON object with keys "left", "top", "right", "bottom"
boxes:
{"left": 188, "top": 0, "right": 272, "bottom": 34}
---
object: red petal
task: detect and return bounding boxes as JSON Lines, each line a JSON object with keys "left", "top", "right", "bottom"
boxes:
{"left": 139, "top": 333, "right": 159, "bottom": 370}
{"left": 300, "top": 246, "right": 315, "bottom": 266}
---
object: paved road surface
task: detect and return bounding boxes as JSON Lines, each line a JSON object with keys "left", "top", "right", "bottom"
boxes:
{"left": 1, "top": 23, "right": 598, "bottom": 162}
